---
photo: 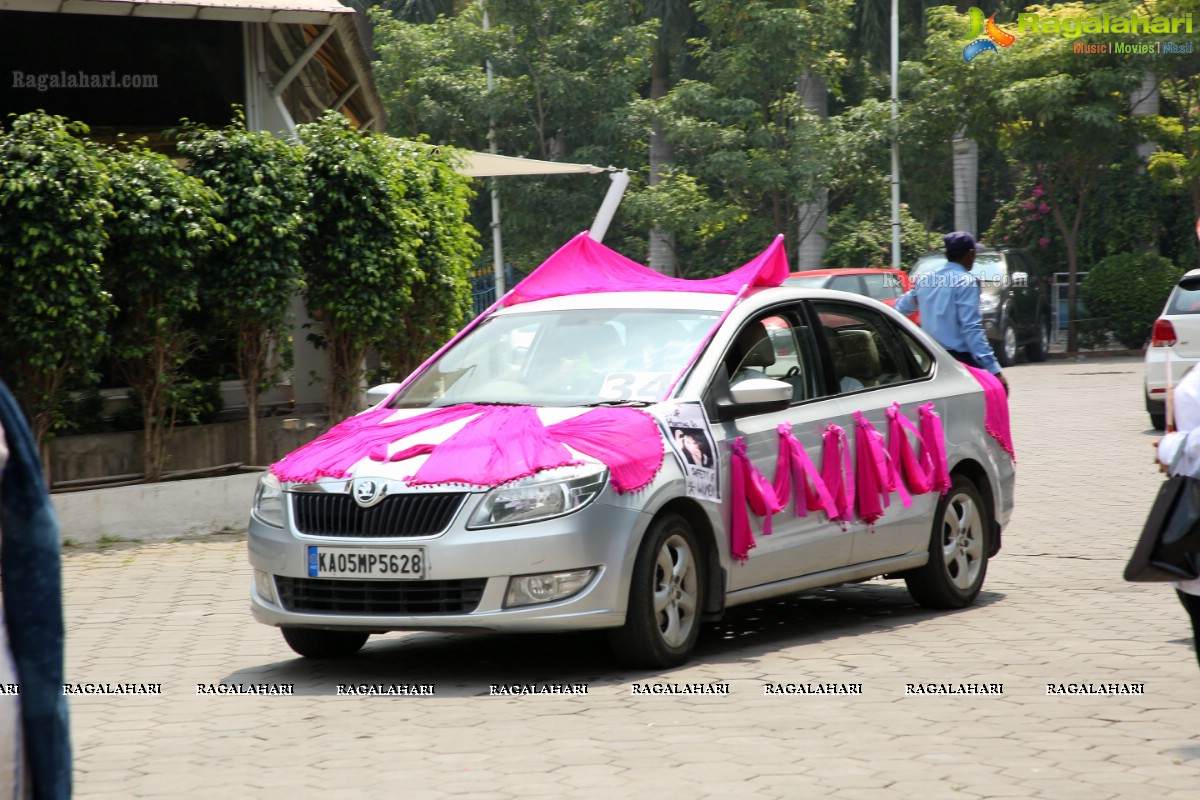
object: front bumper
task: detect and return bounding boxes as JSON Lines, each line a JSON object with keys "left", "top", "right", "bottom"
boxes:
{"left": 248, "top": 497, "right": 649, "bottom": 634}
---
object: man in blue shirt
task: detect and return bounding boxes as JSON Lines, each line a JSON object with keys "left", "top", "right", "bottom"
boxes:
{"left": 896, "top": 231, "right": 1009, "bottom": 395}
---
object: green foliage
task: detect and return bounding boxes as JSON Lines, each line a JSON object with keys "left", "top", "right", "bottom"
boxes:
{"left": 101, "top": 139, "right": 227, "bottom": 480}
{"left": 377, "top": 142, "right": 479, "bottom": 378}
{"left": 1080, "top": 253, "right": 1183, "bottom": 349}
{"left": 823, "top": 202, "right": 931, "bottom": 270}
{"left": 372, "top": 1, "right": 655, "bottom": 269}
{"left": 177, "top": 112, "right": 310, "bottom": 462}
{"left": 0, "top": 111, "right": 114, "bottom": 444}
{"left": 299, "top": 112, "right": 418, "bottom": 420}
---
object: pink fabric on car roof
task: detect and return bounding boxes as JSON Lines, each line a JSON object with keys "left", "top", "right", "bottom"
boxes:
{"left": 507, "top": 232, "right": 790, "bottom": 306}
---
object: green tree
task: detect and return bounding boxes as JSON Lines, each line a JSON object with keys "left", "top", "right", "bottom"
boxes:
{"left": 0, "top": 111, "right": 114, "bottom": 449}
{"left": 371, "top": 1, "right": 655, "bottom": 269}
{"left": 178, "top": 115, "right": 311, "bottom": 465}
{"left": 1147, "top": 0, "right": 1200, "bottom": 266}
{"left": 922, "top": 2, "right": 1144, "bottom": 351}
{"left": 101, "top": 141, "right": 227, "bottom": 481}
{"left": 632, "top": 0, "right": 852, "bottom": 275}
{"left": 1081, "top": 252, "right": 1182, "bottom": 348}
{"left": 378, "top": 142, "right": 480, "bottom": 378}
{"left": 299, "top": 113, "right": 417, "bottom": 421}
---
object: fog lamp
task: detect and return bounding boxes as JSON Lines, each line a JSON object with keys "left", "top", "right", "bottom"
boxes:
{"left": 254, "top": 569, "right": 277, "bottom": 604}
{"left": 504, "top": 568, "right": 596, "bottom": 608}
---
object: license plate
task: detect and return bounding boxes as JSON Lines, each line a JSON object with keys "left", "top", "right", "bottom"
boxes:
{"left": 306, "top": 546, "right": 426, "bottom": 580}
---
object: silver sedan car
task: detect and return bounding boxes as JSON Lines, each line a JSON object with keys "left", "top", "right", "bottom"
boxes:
{"left": 248, "top": 288, "right": 1014, "bottom": 667}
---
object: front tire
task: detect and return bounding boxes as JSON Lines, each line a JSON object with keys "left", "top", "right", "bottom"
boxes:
{"left": 904, "top": 476, "right": 990, "bottom": 609}
{"left": 281, "top": 627, "right": 369, "bottom": 658}
{"left": 608, "top": 513, "right": 705, "bottom": 669}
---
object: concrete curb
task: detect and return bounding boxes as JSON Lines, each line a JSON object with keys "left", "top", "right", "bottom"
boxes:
{"left": 52, "top": 471, "right": 260, "bottom": 545}
{"left": 1047, "top": 348, "right": 1143, "bottom": 359}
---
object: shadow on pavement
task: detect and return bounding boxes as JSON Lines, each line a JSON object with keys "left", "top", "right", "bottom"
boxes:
{"left": 221, "top": 580, "right": 1004, "bottom": 696}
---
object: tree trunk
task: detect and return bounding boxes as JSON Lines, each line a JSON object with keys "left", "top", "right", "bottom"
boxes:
{"left": 952, "top": 130, "right": 978, "bottom": 236}
{"left": 327, "top": 331, "right": 365, "bottom": 424}
{"left": 238, "top": 320, "right": 267, "bottom": 466}
{"left": 795, "top": 74, "right": 828, "bottom": 269}
{"left": 648, "top": 46, "right": 677, "bottom": 277}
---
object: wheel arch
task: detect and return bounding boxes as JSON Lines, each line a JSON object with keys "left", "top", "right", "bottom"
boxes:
{"left": 949, "top": 457, "right": 1001, "bottom": 557}
{"left": 650, "top": 497, "right": 726, "bottom": 621}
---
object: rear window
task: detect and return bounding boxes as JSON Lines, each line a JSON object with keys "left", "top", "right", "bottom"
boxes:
{"left": 1167, "top": 286, "right": 1200, "bottom": 315}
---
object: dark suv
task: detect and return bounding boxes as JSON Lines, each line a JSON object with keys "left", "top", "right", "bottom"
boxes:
{"left": 911, "top": 245, "right": 1052, "bottom": 366}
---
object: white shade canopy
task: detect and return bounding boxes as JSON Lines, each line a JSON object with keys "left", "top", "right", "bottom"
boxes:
{"left": 455, "top": 150, "right": 609, "bottom": 178}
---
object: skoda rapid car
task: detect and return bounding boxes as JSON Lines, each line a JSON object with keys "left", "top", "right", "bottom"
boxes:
{"left": 249, "top": 288, "right": 1014, "bottom": 668}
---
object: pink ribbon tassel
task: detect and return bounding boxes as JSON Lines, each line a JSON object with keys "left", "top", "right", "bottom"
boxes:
{"left": 852, "top": 411, "right": 894, "bottom": 525}
{"left": 919, "top": 402, "right": 952, "bottom": 495}
{"left": 886, "top": 402, "right": 930, "bottom": 501}
{"left": 772, "top": 423, "right": 839, "bottom": 520}
{"left": 820, "top": 423, "right": 854, "bottom": 522}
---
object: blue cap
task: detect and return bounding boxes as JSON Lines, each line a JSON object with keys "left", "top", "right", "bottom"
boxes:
{"left": 943, "top": 231, "right": 976, "bottom": 253}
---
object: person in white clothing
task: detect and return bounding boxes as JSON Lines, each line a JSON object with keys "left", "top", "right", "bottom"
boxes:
{"left": 1155, "top": 361, "right": 1200, "bottom": 668}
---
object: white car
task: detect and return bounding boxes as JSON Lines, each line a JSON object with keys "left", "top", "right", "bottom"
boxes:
{"left": 248, "top": 286, "right": 1015, "bottom": 668}
{"left": 1145, "top": 269, "right": 1200, "bottom": 430}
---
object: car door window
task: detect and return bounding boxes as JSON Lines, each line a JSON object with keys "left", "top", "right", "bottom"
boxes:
{"left": 813, "top": 301, "right": 922, "bottom": 394}
{"left": 720, "top": 310, "right": 820, "bottom": 403}
{"left": 827, "top": 275, "right": 863, "bottom": 296}
{"left": 862, "top": 272, "right": 903, "bottom": 302}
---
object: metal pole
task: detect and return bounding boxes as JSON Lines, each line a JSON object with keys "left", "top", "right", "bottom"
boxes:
{"left": 588, "top": 170, "right": 630, "bottom": 243}
{"left": 481, "top": 1, "right": 505, "bottom": 296}
{"left": 890, "top": 0, "right": 901, "bottom": 269}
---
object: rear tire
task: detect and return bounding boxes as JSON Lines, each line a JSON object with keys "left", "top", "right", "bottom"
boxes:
{"left": 995, "top": 322, "right": 1017, "bottom": 367}
{"left": 281, "top": 627, "right": 369, "bottom": 658}
{"left": 1151, "top": 412, "right": 1167, "bottom": 431}
{"left": 1026, "top": 319, "right": 1049, "bottom": 362}
{"left": 608, "top": 513, "right": 705, "bottom": 669}
{"left": 904, "top": 476, "right": 990, "bottom": 609}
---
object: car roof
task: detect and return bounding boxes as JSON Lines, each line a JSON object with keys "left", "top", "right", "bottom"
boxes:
{"left": 789, "top": 268, "right": 905, "bottom": 277}
{"left": 489, "top": 286, "right": 892, "bottom": 316}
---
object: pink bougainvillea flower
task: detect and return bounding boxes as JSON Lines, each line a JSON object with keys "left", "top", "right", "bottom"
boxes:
{"left": 1038, "top": 237, "right": 1050, "bottom": 248}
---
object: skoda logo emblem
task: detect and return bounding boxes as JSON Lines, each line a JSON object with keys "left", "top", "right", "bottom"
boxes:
{"left": 352, "top": 479, "right": 385, "bottom": 508}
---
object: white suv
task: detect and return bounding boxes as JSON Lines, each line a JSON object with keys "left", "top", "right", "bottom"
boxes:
{"left": 1145, "top": 269, "right": 1200, "bottom": 430}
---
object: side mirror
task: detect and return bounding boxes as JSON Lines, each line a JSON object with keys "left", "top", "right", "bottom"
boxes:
{"left": 365, "top": 382, "right": 402, "bottom": 408}
{"left": 717, "top": 378, "right": 792, "bottom": 420}
{"left": 1010, "top": 272, "right": 1029, "bottom": 288}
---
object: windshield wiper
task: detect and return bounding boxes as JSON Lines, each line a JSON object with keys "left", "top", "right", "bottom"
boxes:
{"left": 578, "top": 400, "right": 654, "bottom": 408}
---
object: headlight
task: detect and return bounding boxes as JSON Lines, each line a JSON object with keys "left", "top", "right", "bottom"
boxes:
{"left": 253, "top": 471, "right": 285, "bottom": 528}
{"left": 469, "top": 464, "right": 608, "bottom": 528}
{"left": 979, "top": 294, "right": 1000, "bottom": 313}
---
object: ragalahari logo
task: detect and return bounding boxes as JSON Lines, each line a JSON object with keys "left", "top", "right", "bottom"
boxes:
{"left": 963, "top": 7, "right": 1016, "bottom": 62}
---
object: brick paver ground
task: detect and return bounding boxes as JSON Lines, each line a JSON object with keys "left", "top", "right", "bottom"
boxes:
{"left": 61, "top": 356, "right": 1200, "bottom": 799}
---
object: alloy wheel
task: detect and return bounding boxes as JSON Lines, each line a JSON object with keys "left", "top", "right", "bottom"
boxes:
{"left": 939, "top": 492, "right": 985, "bottom": 590}
{"left": 653, "top": 533, "right": 699, "bottom": 648}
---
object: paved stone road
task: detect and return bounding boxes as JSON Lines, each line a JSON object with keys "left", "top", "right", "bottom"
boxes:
{"left": 61, "top": 356, "right": 1200, "bottom": 799}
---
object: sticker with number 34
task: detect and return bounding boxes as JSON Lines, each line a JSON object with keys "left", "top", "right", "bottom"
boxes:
{"left": 598, "top": 372, "right": 674, "bottom": 402}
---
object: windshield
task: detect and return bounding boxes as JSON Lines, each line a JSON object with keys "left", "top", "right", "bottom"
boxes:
{"left": 912, "top": 253, "right": 1006, "bottom": 285}
{"left": 390, "top": 308, "right": 721, "bottom": 408}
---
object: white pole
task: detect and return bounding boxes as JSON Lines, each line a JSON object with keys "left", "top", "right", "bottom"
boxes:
{"left": 481, "top": 2, "right": 505, "bottom": 296}
{"left": 890, "top": 0, "right": 901, "bottom": 269}
{"left": 589, "top": 170, "right": 630, "bottom": 243}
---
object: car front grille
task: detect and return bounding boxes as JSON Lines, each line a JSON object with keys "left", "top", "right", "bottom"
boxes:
{"left": 275, "top": 577, "right": 487, "bottom": 616}
{"left": 291, "top": 492, "right": 466, "bottom": 538}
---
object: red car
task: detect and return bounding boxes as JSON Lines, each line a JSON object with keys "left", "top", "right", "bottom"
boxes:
{"left": 785, "top": 268, "right": 918, "bottom": 323}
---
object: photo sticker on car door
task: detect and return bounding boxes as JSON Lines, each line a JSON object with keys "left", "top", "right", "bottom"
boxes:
{"left": 660, "top": 402, "right": 721, "bottom": 502}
